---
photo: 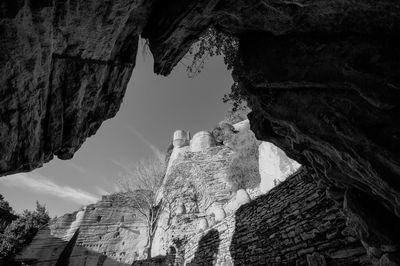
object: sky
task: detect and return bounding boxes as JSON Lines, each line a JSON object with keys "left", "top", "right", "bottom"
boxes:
{"left": 0, "top": 44, "right": 233, "bottom": 217}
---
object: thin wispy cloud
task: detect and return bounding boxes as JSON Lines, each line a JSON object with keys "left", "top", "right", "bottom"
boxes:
{"left": 110, "top": 159, "right": 136, "bottom": 190}
{"left": 111, "top": 159, "right": 135, "bottom": 176}
{"left": 1, "top": 173, "right": 99, "bottom": 204}
{"left": 64, "top": 160, "right": 87, "bottom": 174}
{"left": 124, "top": 124, "right": 164, "bottom": 161}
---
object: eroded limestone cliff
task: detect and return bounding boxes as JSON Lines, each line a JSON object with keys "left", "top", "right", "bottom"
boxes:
{"left": 15, "top": 194, "right": 148, "bottom": 265}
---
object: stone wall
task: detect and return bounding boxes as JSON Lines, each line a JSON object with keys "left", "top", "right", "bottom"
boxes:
{"left": 131, "top": 255, "right": 176, "bottom": 266}
{"left": 152, "top": 144, "right": 235, "bottom": 256}
{"left": 15, "top": 167, "right": 372, "bottom": 265}
{"left": 154, "top": 126, "right": 299, "bottom": 257}
{"left": 163, "top": 143, "right": 235, "bottom": 214}
{"left": 180, "top": 169, "right": 370, "bottom": 265}
{"left": 15, "top": 194, "right": 148, "bottom": 265}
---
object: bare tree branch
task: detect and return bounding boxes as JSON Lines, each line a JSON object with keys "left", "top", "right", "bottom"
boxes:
{"left": 114, "top": 156, "right": 171, "bottom": 258}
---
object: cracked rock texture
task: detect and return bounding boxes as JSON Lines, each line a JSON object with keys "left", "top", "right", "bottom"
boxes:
{"left": 2, "top": 0, "right": 400, "bottom": 264}
{"left": 0, "top": 0, "right": 153, "bottom": 175}
{"left": 15, "top": 194, "right": 148, "bottom": 265}
{"left": 236, "top": 32, "right": 400, "bottom": 264}
{"left": 142, "top": 1, "right": 400, "bottom": 264}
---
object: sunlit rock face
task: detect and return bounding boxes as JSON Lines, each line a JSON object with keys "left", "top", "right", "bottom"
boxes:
{"left": 151, "top": 126, "right": 297, "bottom": 257}
{"left": 258, "top": 142, "right": 300, "bottom": 193}
{"left": 234, "top": 120, "right": 300, "bottom": 193}
{"left": 151, "top": 129, "right": 236, "bottom": 257}
{"left": 15, "top": 194, "right": 147, "bottom": 265}
{"left": 0, "top": 0, "right": 153, "bottom": 176}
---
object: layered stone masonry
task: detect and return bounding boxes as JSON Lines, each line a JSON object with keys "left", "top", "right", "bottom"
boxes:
{"left": 16, "top": 194, "right": 148, "bottom": 265}
{"left": 152, "top": 144, "right": 236, "bottom": 256}
{"left": 153, "top": 126, "right": 300, "bottom": 257}
{"left": 176, "top": 169, "right": 370, "bottom": 266}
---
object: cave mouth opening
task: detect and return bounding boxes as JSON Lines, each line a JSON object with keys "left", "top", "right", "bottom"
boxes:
{"left": 1, "top": 2, "right": 399, "bottom": 264}
{"left": 130, "top": 37, "right": 303, "bottom": 195}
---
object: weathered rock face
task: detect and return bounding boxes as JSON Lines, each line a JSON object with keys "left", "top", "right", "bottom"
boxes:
{"left": 164, "top": 145, "right": 234, "bottom": 213}
{"left": 152, "top": 126, "right": 299, "bottom": 257}
{"left": 15, "top": 194, "right": 148, "bottom": 265}
{"left": 143, "top": 0, "right": 400, "bottom": 75}
{"left": 0, "top": 0, "right": 153, "bottom": 175}
{"left": 168, "top": 169, "right": 371, "bottom": 266}
{"left": 142, "top": 0, "right": 400, "bottom": 263}
{"left": 236, "top": 32, "right": 400, "bottom": 263}
{"left": 2, "top": 0, "right": 400, "bottom": 263}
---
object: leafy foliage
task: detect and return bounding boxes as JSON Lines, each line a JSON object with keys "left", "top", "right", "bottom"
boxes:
{"left": 0, "top": 195, "right": 16, "bottom": 233}
{"left": 212, "top": 122, "right": 236, "bottom": 145}
{"left": 0, "top": 201, "right": 50, "bottom": 263}
{"left": 223, "top": 102, "right": 251, "bottom": 124}
{"left": 211, "top": 106, "right": 252, "bottom": 147}
{"left": 186, "top": 27, "right": 238, "bottom": 76}
{"left": 0, "top": 195, "right": 13, "bottom": 216}
{"left": 222, "top": 82, "right": 249, "bottom": 113}
{"left": 225, "top": 129, "right": 261, "bottom": 191}
{"left": 185, "top": 27, "right": 247, "bottom": 112}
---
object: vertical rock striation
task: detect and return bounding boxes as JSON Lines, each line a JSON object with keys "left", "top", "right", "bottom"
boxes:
{"left": 0, "top": 0, "right": 153, "bottom": 175}
{"left": 15, "top": 194, "right": 148, "bottom": 265}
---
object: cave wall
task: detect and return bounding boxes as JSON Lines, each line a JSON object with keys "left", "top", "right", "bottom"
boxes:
{"left": 235, "top": 31, "right": 400, "bottom": 263}
{"left": 2, "top": 0, "right": 400, "bottom": 264}
{"left": 142, "top": 1, "right": 400, "bottom": 264}
{"left": 0, "top": 0, "right": 153, "bottom": 175}
{"left": 143, "top": 1, "right": 400, "bottom": 261}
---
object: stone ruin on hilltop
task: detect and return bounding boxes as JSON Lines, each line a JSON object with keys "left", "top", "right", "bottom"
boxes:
{"left": 15, "top": 121, "right": 371, "bottom": 265}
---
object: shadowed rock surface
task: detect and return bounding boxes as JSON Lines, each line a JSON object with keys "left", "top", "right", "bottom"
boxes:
{"left": 1, "top": 0, "right": 400, "bottom": 264}
{"left": 0, "top": 0, "right": 153, "bottom": 175}
{"left": 236, "top": 31, "right": 400, "bottom": 264}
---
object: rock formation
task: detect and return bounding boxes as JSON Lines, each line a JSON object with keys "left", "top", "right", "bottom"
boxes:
{"left": 0, "top": 0, "right": 153, "bottom": 175}
{"left": 15, "top": 194, "right": 148, "bottom": 265}
{"left": 182, "top": 169, "right": 370, "bottom": 266}
{"left": 15, "top": 124, "right": 299, "bottom": 265}
{"left": 1, "top": 0, "right": 400, "bottom": 264}
{"left": 144, "top": 2, "right": 400, "bottom": 264}
{"left": 240, "top": 33, "right": 400, "bottom": 264}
